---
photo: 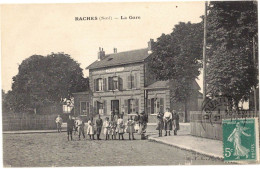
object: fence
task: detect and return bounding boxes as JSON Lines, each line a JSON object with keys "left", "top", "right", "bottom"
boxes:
{"left": 190, "top": 111, "right": 259, "bottom": 140}
{"left": 2, "top": 113, "right": 58, "bottom": 131}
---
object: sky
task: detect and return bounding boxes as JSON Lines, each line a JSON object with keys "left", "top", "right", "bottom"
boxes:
{"left": 1, "top": 2, "right": 205, "bottom": 92}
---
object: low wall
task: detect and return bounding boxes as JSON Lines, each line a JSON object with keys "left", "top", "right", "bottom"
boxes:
{"left": 2, "top": 113, "right": 58, "bottom": 131}
{"left": 190, "top": 111, "right": 258, "bottom": 140}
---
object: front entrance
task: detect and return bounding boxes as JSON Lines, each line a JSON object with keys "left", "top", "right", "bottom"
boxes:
{"left": 111, "top": 100, "right": 119, "bottom": 115}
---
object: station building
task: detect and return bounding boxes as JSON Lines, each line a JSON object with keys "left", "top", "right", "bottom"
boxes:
{"left": 73, "top": 39, "right": 201, "bottom": 121}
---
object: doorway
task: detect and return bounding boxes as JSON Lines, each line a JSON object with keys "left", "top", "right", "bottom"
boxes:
{"left": 111, "top": 100, "right": 119, "bottom": 115}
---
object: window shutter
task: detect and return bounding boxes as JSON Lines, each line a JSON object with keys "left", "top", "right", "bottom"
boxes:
{"left": 94, "top": 101, "right": 97, "bottom": 114}
{"left": 134, "top": 73, "right": 138, "bottom": 88}
{"left": 124, "top": 99, "right": 128, "bottom": 114}
{"left": 160, "top": 98, "right": 164, "bottom": 113}
{"left": 94, "top": 79, "right": 96, "bottom": 92}
{"left": 135, "top": 99, "right": 139, "bottom": 113}
{"left": 108, "top": 77, "right": 113, "bottom": 90}
{"left": 147, "top": 99, "right": 151, "bottom": 114}
{"left": 131, "top": 75, "right": 135, "bottom": 88}
{"left": 127, "top": 75, "right": 131, "bottom": 89}
{"left": 118, "top": 77, "right": 123, "bottom": 90}
{"left": 103, "top": 78, "right": 107, "bottom": 91}
{"left": 103, "top": 100, "right": 107, "bottom": 115}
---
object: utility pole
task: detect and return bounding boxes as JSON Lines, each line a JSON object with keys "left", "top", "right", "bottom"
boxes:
{"left": 253, "top": 35, "right": 258, "bottom": 117}
{"left": 203, "top": 1, "right": 208, "bottom": 101}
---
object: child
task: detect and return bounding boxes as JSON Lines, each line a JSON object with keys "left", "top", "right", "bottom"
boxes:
{"left": 87, "top": 118, "right": 95, "bottom": 140}
{"left": 55, "top": 115, "right": 63, "bottom": 133}
{"left": 103, "top": 117, "right": 110, "bottom": 140}
{"left": 110, "top": 117, "right": 117, "bottom": 140}
{"left": 77, "top": 116, "right": 85, "bottom": 140}
{"left": 117, "top": 115, "right": 125, "bottom": 140}
{"left": 126, "top": 116, "right": 135, "bottom": 140}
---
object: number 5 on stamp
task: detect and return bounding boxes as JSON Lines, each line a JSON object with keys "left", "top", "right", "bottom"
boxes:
{"left": 222, "top": 118, "right": 259, "bottom": 162}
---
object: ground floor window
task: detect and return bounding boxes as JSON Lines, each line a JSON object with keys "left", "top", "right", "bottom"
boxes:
{"left": 147, "top": 98, "right": 164, "bottom": 114}
{"left": 80, "top": 101, "right": 90, "bottom": 115}
{"left": 126, "top": 99, "right": 139, "bottom": 114}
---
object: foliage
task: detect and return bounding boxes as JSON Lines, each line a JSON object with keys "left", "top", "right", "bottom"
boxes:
{"left": 206, "top": 1, "right": 258, "bottom": 108}
{"left": 149, "top": 22, "right": 203, "bottom": 103}
{"left": 8, "top": 53, "right": 89, "bottom": 112}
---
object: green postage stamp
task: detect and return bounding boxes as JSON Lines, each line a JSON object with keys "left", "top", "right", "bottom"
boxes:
{"left": 222, "top": 118, "right": 259, "bottom": 162}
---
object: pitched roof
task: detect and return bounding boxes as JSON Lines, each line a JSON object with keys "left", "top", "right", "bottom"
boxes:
{"left": 145, "top": 80, "right": 170, "bottom": 89}
{"left": 145, "top": 80, "right": 201, "bottom": 90}
{"left": 86, "top": 48, "right": 150, "bottom": 70}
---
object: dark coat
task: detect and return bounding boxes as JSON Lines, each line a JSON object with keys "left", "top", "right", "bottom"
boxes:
{"left": 67, "top": 119, "right": 75, "bottom": 131}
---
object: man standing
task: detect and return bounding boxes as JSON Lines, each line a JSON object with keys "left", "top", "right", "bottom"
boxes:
{"left": 67, "top": 115, "right": 75, "bottom": 141}
{"left": 172, "top": 110, "right": 180, "bottom": 135}
{"left": 163, "top": 108, "right": 172, "bottom": 136}
{"left": 55, "top": 115, "right": 63, "bottom": 133}
{"left": 139, "top": 111, "right": 148, "bottom": 140}
{"left": 96, "top": 114, "right": 103, "bottom": 140}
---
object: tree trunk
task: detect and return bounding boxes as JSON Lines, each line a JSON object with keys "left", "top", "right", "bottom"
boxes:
{"left": 184, "top": 99, "right": 188, "bottom": 123}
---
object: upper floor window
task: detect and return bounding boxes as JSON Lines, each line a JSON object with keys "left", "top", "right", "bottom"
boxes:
{"left": 128, "top": 74, "right": 138, "bottom": 89}
{"left": 94, "top": 78, "right": 105, "bottom": 91}
{"left": 108, "top": 76, "right": 123, "bottom": 90}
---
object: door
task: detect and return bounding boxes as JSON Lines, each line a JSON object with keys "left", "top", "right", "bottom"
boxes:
{"left": 111, "top": 100, "right": 119, "bottom": 115}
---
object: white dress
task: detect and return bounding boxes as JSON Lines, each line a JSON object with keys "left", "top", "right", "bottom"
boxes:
{"left": 87, "top": 120, "right": 94, "bottom": 135}
{"left": 103, "top": 121, "right": 110, "bottom": 135}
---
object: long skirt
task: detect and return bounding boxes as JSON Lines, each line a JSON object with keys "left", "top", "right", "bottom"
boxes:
{"left": 156, "top": 120, "right": 164, "bottom": 130}
{"left": 164, "top": 120, "right": 172, "bottom": 131}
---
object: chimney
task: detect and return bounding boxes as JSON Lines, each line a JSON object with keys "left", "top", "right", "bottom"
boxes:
{"left": 113, "top": 48, "right": 117, "bottom": 53}
{"left": 148, "top": 39, "right": 154, "bottom": 54}
{"left": 97, "top": 47, "right": 105, "bottom": 61}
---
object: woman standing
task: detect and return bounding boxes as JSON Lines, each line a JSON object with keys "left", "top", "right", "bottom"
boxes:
{"left": 117, "top": 115, "right": 125, "bottom": 140}
{"left": 156, "top": 112, "right": 164, "bottom": 137}
{"left": 87, "top": 117, "right": 95, "bottom": 140}
{"left": 163, "top": 108, "right": 172, "bottom": 136}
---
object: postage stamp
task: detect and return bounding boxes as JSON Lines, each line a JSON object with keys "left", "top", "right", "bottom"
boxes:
{"left": 222, "top": 118, "right": 259, "bottom": 162}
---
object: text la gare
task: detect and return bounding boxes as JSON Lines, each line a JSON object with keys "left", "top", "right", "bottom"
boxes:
{"left": 121, "top": 16, "right": 141, "bottom": 20}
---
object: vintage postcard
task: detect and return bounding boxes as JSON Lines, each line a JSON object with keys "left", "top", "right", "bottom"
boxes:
{"left": 1, "top": 0, "right": 259, "bottom": 167}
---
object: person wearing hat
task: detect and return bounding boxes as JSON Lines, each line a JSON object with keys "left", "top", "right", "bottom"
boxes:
{"left": 139, "top": 111, "right": 148, "bottom": 140}
{"left": 156, "top": 111, "right": 164, "bottom": 137}
{"left": 95, "top": 114, "right": 103, "bottom": 140}
{"left": 163, "top": 108, "right": 172, "bottom": 136}
{"left": 67, "top": 115, "right": 75, "bottom": 141}
{"left": 172, "top": 110, "right": 180, "bottom": 135}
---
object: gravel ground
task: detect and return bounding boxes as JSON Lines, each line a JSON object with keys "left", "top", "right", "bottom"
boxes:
{"left": 3, "top": 127, "right": 225, "bottom": 167}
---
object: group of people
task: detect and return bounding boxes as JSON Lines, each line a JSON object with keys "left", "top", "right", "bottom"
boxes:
{"left": 156, "top": 108, "right": 180, "bottom": 137}
{"left": 56, "top": 108, "right": 178, "bottom": 141}
{"left": 56, "top": 111, "right": 148, "bottom": 141}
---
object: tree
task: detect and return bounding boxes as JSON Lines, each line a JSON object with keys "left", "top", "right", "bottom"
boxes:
{"left": 149, "top": 22, "right": 203, "bottom": 121}
{"left": 9, "top": 53, "right": 89, "bottom": 113}
{"left": 206, "top": 1, "right": 258, "bottom": 109}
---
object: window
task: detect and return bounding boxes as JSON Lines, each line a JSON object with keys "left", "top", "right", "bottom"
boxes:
{"left": 127, "top": 99, "right": 139, "bottom": 114}
{"left": 113, "top": 76, "right": 118, "bottom": 90}
{"left": 97, "top": 78, "right": 103, "bottom": 91}
{"left": 108, "top": 76, "right": 122, "bottom": 90}
{"left": 128, "top": 74, "right": 138, "bottom": 89}
{"left": 148, "top": 98, "right": 164, "bottom": 114}
{"left": 80, "top": 101, "right": 90, "bottom": 115}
